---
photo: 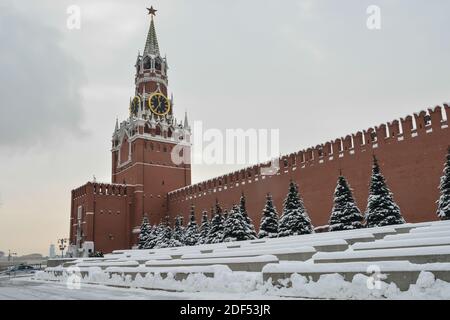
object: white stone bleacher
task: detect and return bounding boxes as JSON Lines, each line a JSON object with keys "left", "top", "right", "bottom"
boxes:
{"left": 145, "top": 255, "right": 279, "bottom": 272}
{"left": 261, "top": 261, "right": 450, "bottom": 291}
{"left": 71, "top": 223, "right": 435, "bottom": 270}
{"left": 41, "top": 219, "right": 450, "bottom": 292}
{"left": 181, "top": 246, "right": 316, "bottom": 262}
{"left": 262, "top": 220, "right": 450, "bottom": 291}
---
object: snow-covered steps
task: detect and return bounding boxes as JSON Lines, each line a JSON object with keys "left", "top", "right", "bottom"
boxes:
{"left": 106, "top": 265, "right": 231, "bottom": 281}
{"left": 313, "top": 245, "right": 450, "bottom": 264}
{"left": 76, "top": 260, "right": 140, "bottom": 270}
{"left": 353, "top": 236, "right": 450, "bottom": 251}
{"left": 384, "top": 230, "right": 450, "bottom": 242}
{"left": 409, "top": 225, "right": 450, "bottom": 234}
{"left": 39, "top": 220, "right": 450, "bottom": 297}
{"left": 144, "top": 255, "right": 279, "bottom": 272}
{"left": 214, "top": 239, "right": 348, "bottom": 253}
{"left": 262, "top": 261, "right": 450, "bottom": 291}
{"left": 182, "top": 246, "right": 316, "bottom": 262}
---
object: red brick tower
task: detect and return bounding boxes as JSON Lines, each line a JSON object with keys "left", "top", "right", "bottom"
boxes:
{"left": 111, "top": 7, "right": 191, "bottom": 226}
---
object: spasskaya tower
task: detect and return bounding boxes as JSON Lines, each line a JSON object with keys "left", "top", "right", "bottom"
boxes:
{"left": 111, "top": 6, "right": 192, "bottom": 222}
{"left": 70, "top": 6, "right": 191, "bottom": 256}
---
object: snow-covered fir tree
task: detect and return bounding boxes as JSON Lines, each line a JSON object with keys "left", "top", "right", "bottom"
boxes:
{"left": 278, "top": 181, "right": 313, "bottom": 237}
{"left": 222, "top": 204, "right": 256, "bottom": 242}
{"left": 206, "top": 200, "right": 224, "bottom": 244}
{"left": 223, "top": 209, "right": 229, "bottom": 221}
{"left": 146, "top": 222, "right": 163, "bottom": 249}
{"left": 437, "top": 147, "right": 450, "bottom": 220}
{"left": 258, "top": 193, "right": 279, "bottom": 238}
{"left": 328, "top": 175, "right": 364, "bottom": 231}
{"left": 239, "top": 193, "right": 257, "bottom": 239}
{"left": 153, "top": 217, "right": 172, "bottom": 249}
{"left": 366, "top": 156, "right": 405, "bottom": 227}
{"left": 179, "top": 216, "right": 185, "bottom": 231}
{"left": 196, "top": 210, "right": 210, "bottom": 245}
{"left": 184, "top": 204, "right": 200, "bottom": 246}
{"left": 138, "top": 215, "right": 152, "bottom": 249}
{"left": 168, "top": 215, "right": 184, "bottom": 247}
{"left": 144, "top": 224, "right": 158, "bottom": 249}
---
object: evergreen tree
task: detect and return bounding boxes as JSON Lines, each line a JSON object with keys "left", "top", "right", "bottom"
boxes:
{"left": 138, "top": 216, "right": 152, "bottom": 249}
{"left": 239, "top": 193, "right": 257, "bottom": 238}
{"left": 278, "top": 181, "right": 313, "bottom": 237}
{"left": 437, "top": 147, "right": 450, "bottom": 220}
{"left": 184, "top": 204, "right": 200, "bottom": 246}
{"left": 153, "top": 217, "right": 172, "bottom": 249}
{"left": 144, "top": 224, "right": 158, "bottom": 249}
{"left": 366, "top": 156, "right": 405, "bottom": 227}
{"left": 179, "top": 216, "right": 185, "bottom": 231}
{"left": 222, "top": 204, "right": 255, "bottom": 242}
{"left": 197, "top": 210, "right": 210, "bottom": 245}
{"left": 206, "top": 200, "right": 224, "bottom": 243}
{"left": 328, "top": 175, "right": 364, "bottom": 231}
{"left": 223, "top": 209, "right": 229, "bottom": 221}
{"left": 258, "top": 193, "right": 279, "bottom": 238}
{"left": 168, "top": 215, "right": 184, "bottom": 247}
{"left": 214, "top": 199, "right": 222, "bottom": 216}
{"left": 146, "top": 222, "right": 163, "bottom": 249}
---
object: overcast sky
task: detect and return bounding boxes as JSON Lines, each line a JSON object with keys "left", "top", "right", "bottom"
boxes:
{"left": 1, "top": 0, "right": 449, "bottom": 255}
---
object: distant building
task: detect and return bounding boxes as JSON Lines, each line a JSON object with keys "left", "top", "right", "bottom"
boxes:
{"left": 49, "top": 244, "right": 56, "bottom": 258}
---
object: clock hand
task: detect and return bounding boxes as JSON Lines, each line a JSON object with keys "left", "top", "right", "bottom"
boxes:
{"left": 157, "top": 96, "right": 161, "bottom": 108}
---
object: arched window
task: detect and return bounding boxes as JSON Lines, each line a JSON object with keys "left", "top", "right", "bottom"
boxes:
{"left": 155, "top": 125, "right": 162, "bottom": 136}
{"left": 155, "top": 58, "right": 162, "bottom": 71}
{"left": 143, "top": 57, "right": 151, "bottom": 69}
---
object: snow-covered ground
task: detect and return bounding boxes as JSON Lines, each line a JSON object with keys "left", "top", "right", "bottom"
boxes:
{"left": 3, "top": 270, "right": 450, "bottom": 300}
{"left": 0, "top": 277, "right": 288, "bottom": 300}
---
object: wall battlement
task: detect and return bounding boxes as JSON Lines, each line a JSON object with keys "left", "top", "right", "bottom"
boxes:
{"left": 72, "top": 182, "right": 132, "bottom": 200}
{"left": 168, "top": 104, "right": 449, "bottom": 203}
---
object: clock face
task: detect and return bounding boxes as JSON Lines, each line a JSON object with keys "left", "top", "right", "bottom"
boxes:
{"left": 130, "top": 96, "right": 141, "bottom": 116}
{"left": 148, "top": 93, "right": 171, "bottom": 116}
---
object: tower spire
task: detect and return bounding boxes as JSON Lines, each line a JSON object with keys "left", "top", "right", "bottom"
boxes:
{"left": 144, "top": 6, "right": 160, "bottom": 56}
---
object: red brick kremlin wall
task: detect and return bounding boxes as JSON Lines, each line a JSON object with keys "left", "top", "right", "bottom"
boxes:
{"left": 167, "top": 105, "right": 450, "bottom": 228}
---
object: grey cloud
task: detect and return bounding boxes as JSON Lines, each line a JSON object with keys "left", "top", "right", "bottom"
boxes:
{"left": 0, "top": 2, "right": 85, "bottom": 150}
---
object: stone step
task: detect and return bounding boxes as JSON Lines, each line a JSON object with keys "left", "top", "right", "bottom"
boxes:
{"left": 105, "top": 265, "right": 230, "bottom": 281}
{"left": 262, "top": 261, "right": 450, "bottom": 291}
{"left": 313, "top": 245, "right": 450, "bottom": 264}
{"left": 383, "top": 230, "right": 450, "bottom": 242}
{"left": 242, "top": 239, "right": 348, "bottom": 253}
{"left": 182, "top": 246, "right": 316, "bottom": 262}
{"left": 353, "top": 236, "right": 450, "bottom": 251}
{"left": 145, "top": 255, "right": 279, "bottom": 272}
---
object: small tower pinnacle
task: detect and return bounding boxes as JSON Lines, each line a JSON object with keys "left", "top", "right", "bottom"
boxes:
{"left": 184, "top": 111, "right": 189, "bottom": 129}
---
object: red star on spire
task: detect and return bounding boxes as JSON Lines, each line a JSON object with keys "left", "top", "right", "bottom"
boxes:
{"left": 147, "top": 6, "right": 157, "bottom": 17}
